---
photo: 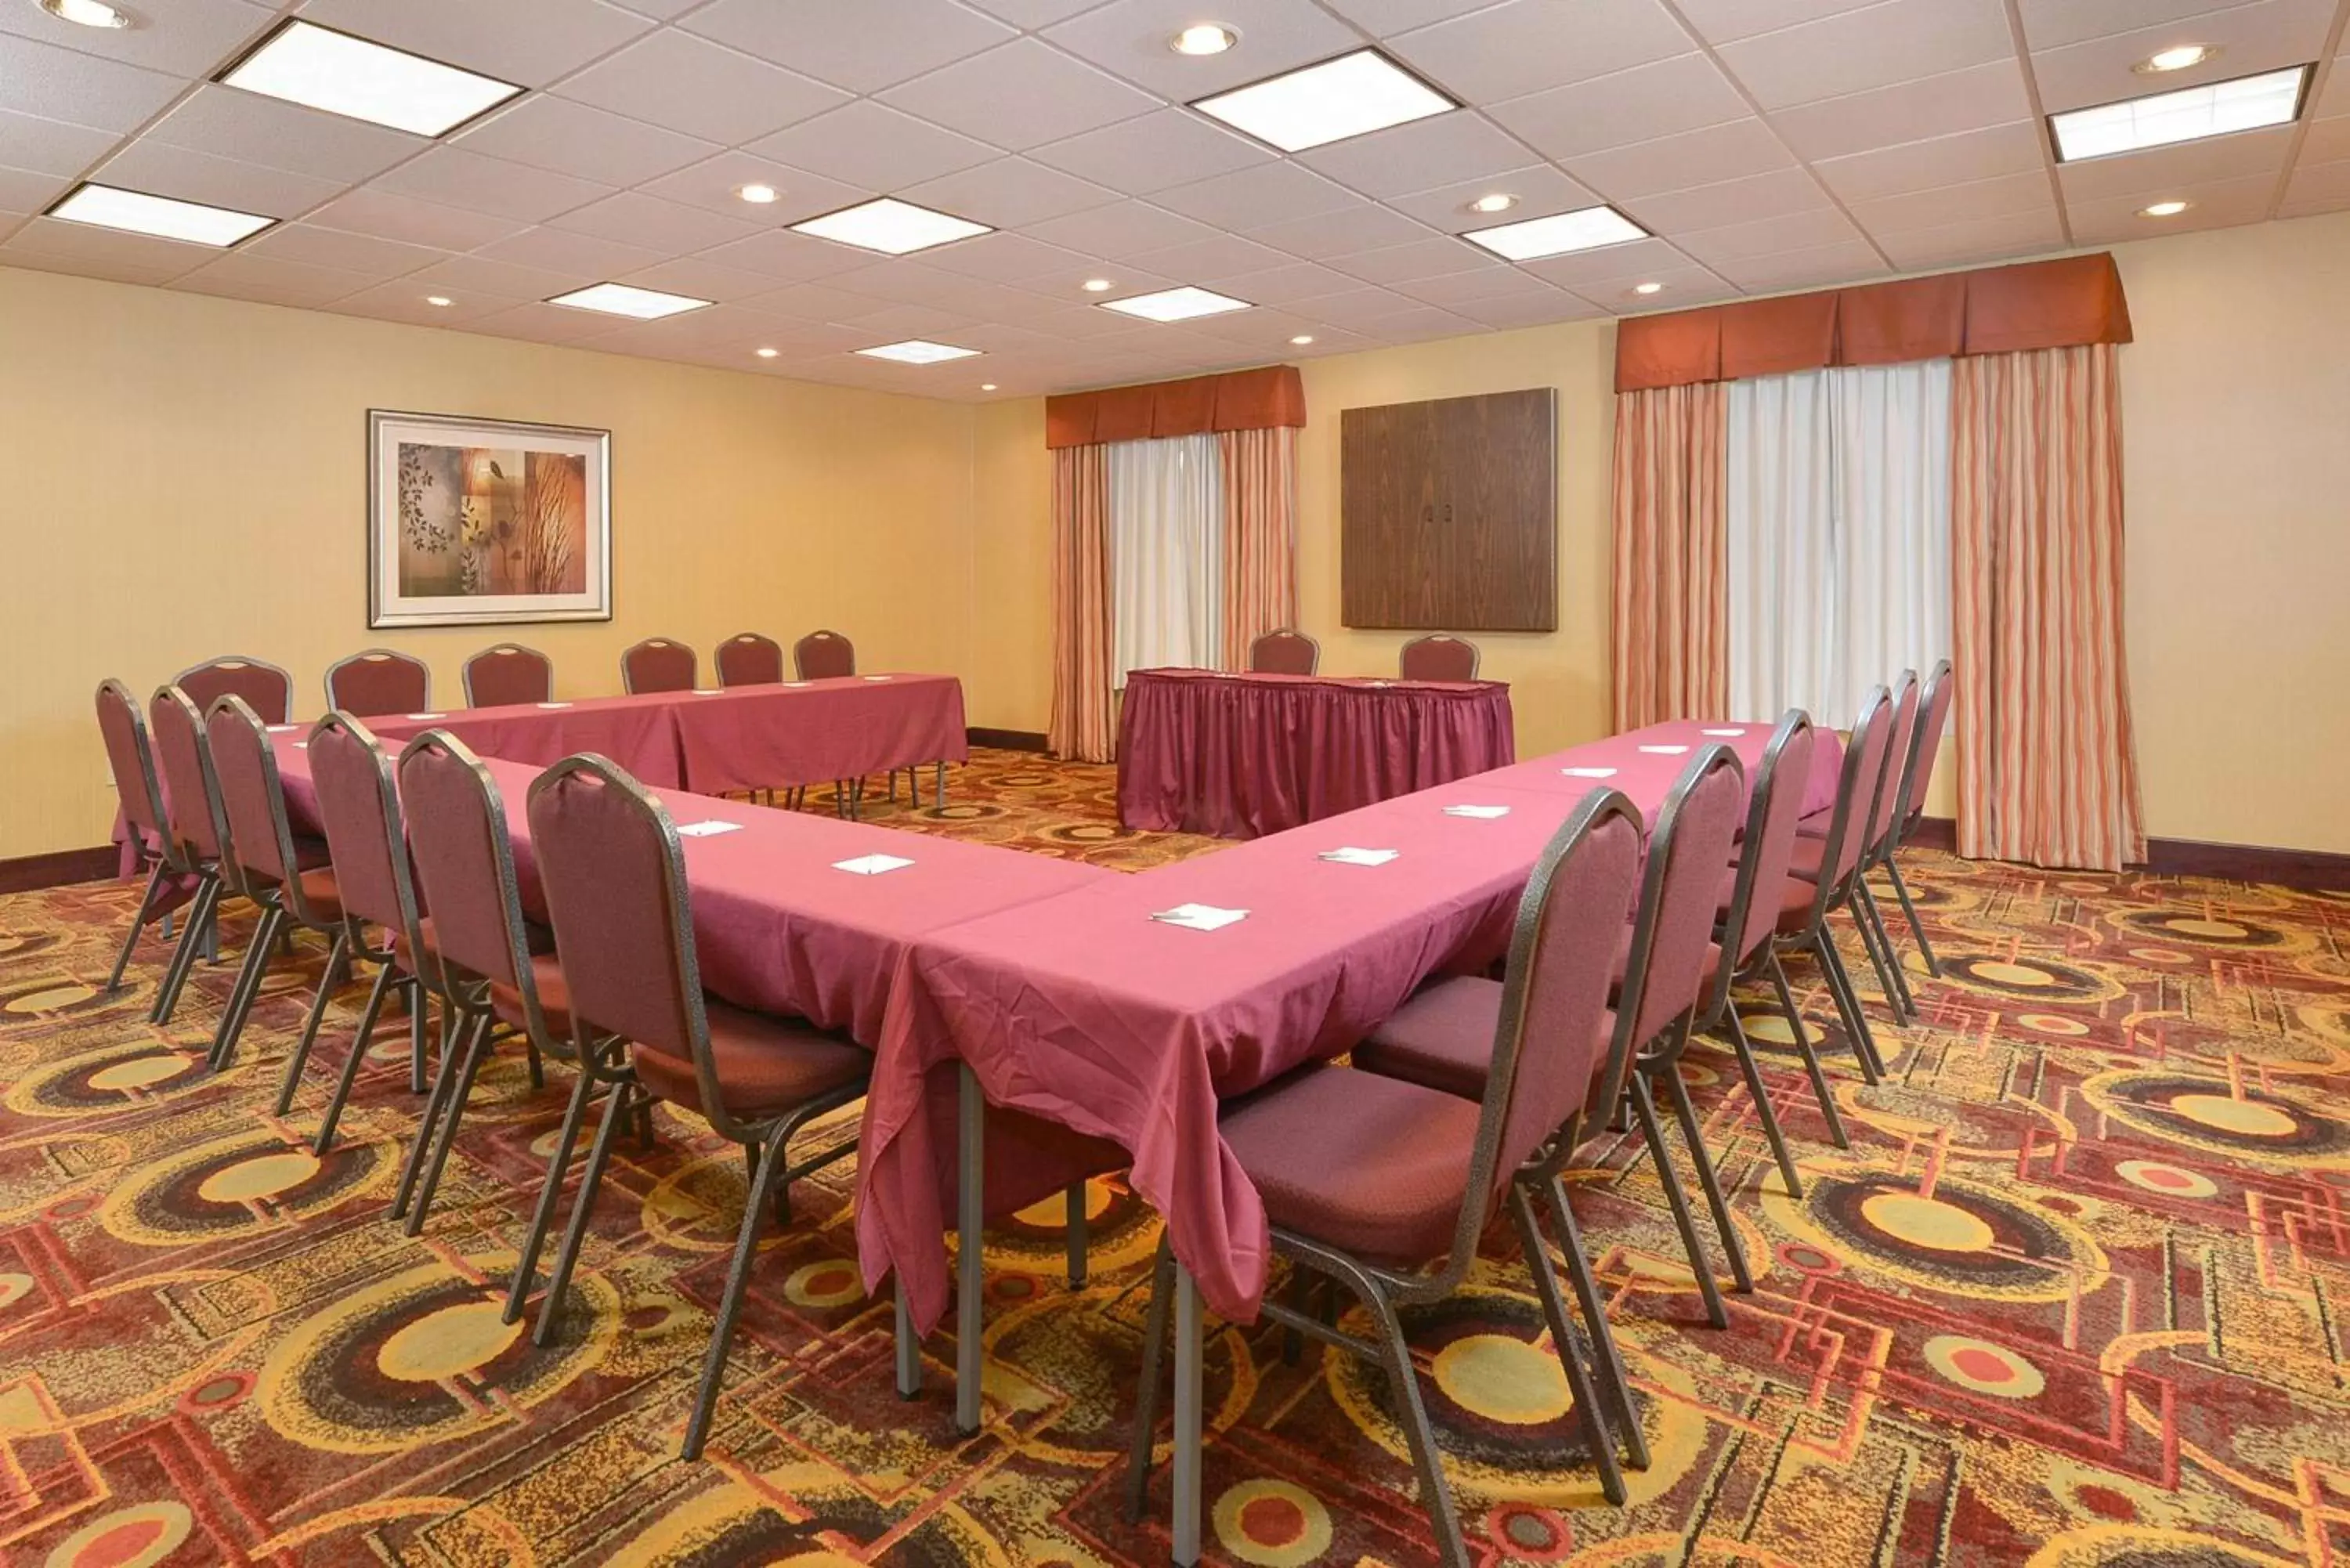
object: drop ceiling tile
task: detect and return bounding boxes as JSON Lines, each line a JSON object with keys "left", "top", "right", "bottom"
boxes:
{"left": 375, "top": 148, "right": 616, "bottom": 223}
{"left": 635, "top": 152, "right": 871, "bottom": 224}
{"left": 1318, "top": 0, "right": 1500, "bottom": 33}
{"left": 244, "top": 223, "right": 448, "bottom": 275}
{"left": 2303, "top": 115, "right": 2350, "bottom": 164}
{"left": 547, "top": 191, "right": 764, "bottom": 252}
{"left": 1124, "top": 232, "right": 1297, "bottom": 278}
{"left": 464, "top": 301, "right": 628, "bottom": 345}
{"left": 1516, "top": 233, "right": 1697, "bottom": 287}
{"left": 552, "top": 29, "right": 851, "bottom": 146}
{"left": 1389, "top": 262, "right": 1558, "bottom": 305}
{"left": 2, "top": 213, "right": 215, "bottom": 276}
{"left": 2318, "top": 59, "right": 2350, "bottom": 117}
{"left": 920, "top": 229, "right": 1097, "bottom": 282}
{"left": 1872, "top": 206, "right": 2064, "bottom": 269}
{"left": 1672, "top": 0, "right": 1883, "bottom": 46}
{"left": 617, "top": 255, "right": 828, "bottom": 302}
{"left": 1388, "top": 0, "right": 1694, "bottom": 106}
{"left": 0, "top": 31, "right": 188, "bottom": 133}
{"left": 1010, "top": 258, "right": 1181, "bottom": 301}
{"left": 94, "top": 142, "right": 346, "bottom": 219}
{"left": 1020, "top": 302, "right": 1184, "bottom": 338}
{"left": 412, "top": 253, "right": 600, "bottom": 299}
{"left": 2279, "top": 156, "right": 2350, "bottom": 215}
{"left": 0, "top": 164, "right": 67, "bottom": 213}
{"left": 1448, "top": 290, "right": 1607, "bottom": 328}
{"left": 297, "top": 0, "right": 657, "bottom": 87}
{"left": 455, "top": 97, "right": 720, "bottom": 187}
{"left": 2064, "top": 169, "right": 2280, "bottom": 239}
{"left": 1294, "top": 113, "right": 1535, "bottom": 201}
{"left": 1562, "top": 118, "right": 1799, "bottom": 201}
{"left": 1025, "top": 199, "right": 1222, "bottom": 255}
{"left": 697, "top": 226, "right": 891, "bottom": 281}
{"left": 605, "top": 0, "right": 703, "bottom": 17}
{"left": 0, "top": 242, "right": 201, "bottom": 286}
{"left": 1491, "top": 53, "right": 1751, "bottom": 161}
{"left": 475, "top": 225, "right": 670, "bottom": 278}
{"left": 1154, "top": 161, "right": 1360, "bottom": 229}
{"left": 1338, "top": 302, "right": 1484, "bottom": 341}
{"left": 1240, "top": 201, "right": 1434, "bottom": 258}
{"left": 1180, "top": 305, "right": 1327, "bottom": 345}
{"left": 1290, "top": 284, "right": 1434, "bottom": 324}
{"left": 1042, "top": 0, "right": 1362, "bottom": 99}
{"left": 1191, "top": 258, "right": 1362, "bottom": 301}
{"left": 902, "top": 157, "right": 1122, "bottom": 229}
{"left": 2013, "top": 0, "right": 2273, "bottom": 51}
{"left": 0, "top": 108, "right": 119, "bottom": 176}
{"left": 143, "top": 86, "right": 428, "bottom": 186}
{"left": 1325, "top": 233, "right": 1493, "bottom": 284}
{"left": 752, "top": 279, "right": 900, "bottom": 320}
{"left": 1029, "top": 109, "right": 1273, "bottom": 195}
{"left": 960, "top": 0, "right": 1106, "bottom": 23}
{"left": 334, "top": 280, "right": 519, "bottom": 324}
{"left": 1849, "top": 169, "right": 2055, "bottom": 233}
{"left": 1716, "top": 0, "right": 2013, "bottom": 110}
{"left": 881, "top": 40, "right": 1160, "bottom": 151}
{"left": 747, "top": 103, "right": 1000, "bottom": 193}
{"left": 1385, "top": 164, "right": 1601, "bottom": 229}
{"left": 1768, "top": 59, "right": 2034, "bottom": 162}
{"left": 1810, "top": 118, "right": 2047, "bottom": 202}
{"left": 837, "top": 302, "right": 980, "bottom": 338}
{"left": 682, "top": 0, "right": 1018, "bottom": 93}
{"left": 1623, "top": 165, "right": 1834, "bottom": 232}
{"left": 1708, "top": 237, "right": 1888, "bottom": 291}
{"left": 2027, "top": 0, "right": 2337, "bottom": 112}
{"left": 306, "top": 187, "right": 533, "bottom": 251}
{"left": 1675, "top": 205, "right": 1868, "bottom": 263}
{"left": 2055, "top": 125, "right": 2294, "bottom": 202}
{"left": 172, "top": 252, "right": 377, "bottom": 307}
{"left": 0, "top": 0, "right": 269, "bottom": 77}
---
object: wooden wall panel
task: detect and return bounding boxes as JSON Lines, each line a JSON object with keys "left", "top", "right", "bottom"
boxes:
{"left": 1340, "top": 387, "right": 1556, "bottom": 631}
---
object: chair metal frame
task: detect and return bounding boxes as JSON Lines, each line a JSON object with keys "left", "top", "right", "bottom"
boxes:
{"left": 514, "top": 754, "right": 868, "bottom": 1458}
{"left": 1839, "top": 670, "right": 1922, "bottom": 1024}
{"left": 1128, "top": 789, "right": 1644, "bottom": 1563}
{"left": 461, "top": 643, "right": 554, "bottom": 707}
{"left": 96, "top": 679, "right": 193, "bottom": 995}
{"left": 1879, "top": 658, "right": 1952, "bottom": 978}
{"left": 1247, "top": 627, "right": 1318, "bottom": 675}
{"left": 1398, "top": 633, "right": 1480, "bottom": 681}
{"left": 173, "top": 655, "right": 294, "bottom": 725}
{"left": 1771, "top": 686, "right": 1897, "bottom": 1087}
{"left": 146, "top": 684, "right": 240, "bottom": 1028}
{"left": 324, "top": 648, "right": 431, "bottom": 717}
{"left": 620, "top": 637, "right": 697, "bottom": 695}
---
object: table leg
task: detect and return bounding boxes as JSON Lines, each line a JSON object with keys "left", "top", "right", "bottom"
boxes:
{"left": 894, "top": 1278, "right": 921, "bottom": 1398}
{"left": 956, "top": 1062, "right": 985, "bottom": 1436}
{"left": 1065, "top": 1180, "right": 1088, "bottom": 1288}
{"left": 935, "top": 760, "right": 945, "bottom": 808}
{"left": 1172, "top": 1263, "right": 1203, "bottom": 1566}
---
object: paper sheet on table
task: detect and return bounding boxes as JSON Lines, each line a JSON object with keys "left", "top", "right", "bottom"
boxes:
{"left": 1563, "top": 766, "right": 1618, "bottom": 778}
{"left": 833, "top": 853, "right": 914, "bottom": 875}
{"left": 536, "top": 701, "right": 573, "bottom": 709}
{"left": 1637, "top": 745, "right": 1689, "bottom": 754}
{"left": 1702, "top": 728, "right": 1746, "bottom": 737}
{"left": 1443, "top": 804, "right": 1511, "bottom": 818}
{"left": 675, "top": 820, "right": 744, "bottom": 838}
{"left": 1151, "top": 903, "right": 1248, "bottom": 931}
{"left": 1318, "top": 846, "right": 1399, "bottom": 865}
{"left": 407, "top": 713, "right": 446, "bottom": 721}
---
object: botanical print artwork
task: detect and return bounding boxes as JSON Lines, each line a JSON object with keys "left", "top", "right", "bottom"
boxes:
{"left": 396, "top": 443, "right": 588, "bottom": 598}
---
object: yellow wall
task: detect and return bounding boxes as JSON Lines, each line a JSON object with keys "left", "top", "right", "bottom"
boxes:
{"left": 0, "top": 264, "right": 976, "bottom": 859}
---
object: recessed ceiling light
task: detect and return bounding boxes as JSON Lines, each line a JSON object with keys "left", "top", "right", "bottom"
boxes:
{"left": 2051, "top": 63, "right": 2310, "bottom": 161}
{"left": 425, "top": 294, "right": 453, "bottom": 306}
{"left": 39, "top": 0, "right": 130, "bottom": 28}
{"left": 756, "top": 346, "right": 779, "bottom": 357}
{"left": 1098, "top": 286, "right": 1253, "bottom": 323}
{"left": 856, "top": 340, "right": 982, "bottom": 364}
{"left": 1469, "top": 193, "right": 1517, "bottom": 215}
{"left": 1632, "top": 281, "right": 1664, "bottom": 295}
{"left": 45, "top": 182, "right": 273, "bottom": 247}
{"left": 1289, "top": 334, "right": 1314, "bottom": 345}
{"left": 219, "top": 19, "right": 522, "bottom": 139}
{"left": 790, "top": 197, "right": 991, "bottom": 255}
{"left": 546, "top": 282, "right": 710, "bottom": 320}
{"left": 1170, "top": 23, "right": 1236, "bottom": 55}
{"left": 739, "top": 183, "right": 779, "bottom": 204}
{"left": 2138, "top": 199, "right": 2192, "bottom": 217}
{"left": 1082, "top": 277, "right": 1115, "bottom": 292}
{"left": 2136, "top": 44, "right": 2218, "bottom": 74}
{"left": 1192, "top": 48, "right": 1456, "bottom": 153}
{"left": 1463, "top": 204, "right": 1647, "bottom": 262}
{"left": 980, "top": 382, "right": 999, "bottom": 391}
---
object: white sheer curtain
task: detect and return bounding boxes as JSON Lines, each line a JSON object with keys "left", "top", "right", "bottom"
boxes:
{"left": 1726, "top": 359, "right": 1952, "bottom": 728}
{"left": 1108, "top": 433, "right": 1224, "bottom": 686}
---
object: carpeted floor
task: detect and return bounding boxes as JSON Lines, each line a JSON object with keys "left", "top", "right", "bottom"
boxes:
{"left": 2, "top": 747, "right": 2347, "bottom": 1566}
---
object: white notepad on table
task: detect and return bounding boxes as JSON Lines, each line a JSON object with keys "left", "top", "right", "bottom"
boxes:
{"left": 1563, "top": 766, "right": 1618, "bottom": 778}
{"left": 407, "top": 712, "right": 446, "bottom": 721}
{"left": 675, "top": 820, "right": 744, "bottom": 838}
{"left": 536, "top": 701, "right": 573, "bottom": 709}
{"left": 691, "top": 688, "right": 721, "bottom": 695}
{"left": 1319, "top": 846, "right": 1398, "bottom": 865}
{"left": 862, "top": 674, "right": 893, "bottom": 682}
{"left": 1702, "top": 728, "right": 1746, "bottom": 737}
{"left": 266, "top": 724, "right": 298, "bottom": 733}
{"left": 1637, "top": 744, "right": 1689, "bottom": 755}
{"left": 833, "top": 853, "right": 913, "bottom": 875}
{"left": 1443, "top": 804, "right": 1510, "bottom": 818}
{"left": 1151, "top": 903, "right": 1247, "bottom": 931}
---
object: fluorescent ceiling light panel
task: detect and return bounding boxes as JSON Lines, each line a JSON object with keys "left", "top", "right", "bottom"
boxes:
{"left": 45, "top": 182, "right": 273, "bottom": 246}
{"left": 790, "top": 198, "right": 991, "bottom": 255}
{"left": 1098, "top": 285, "right": 1252, "bottom": 322}
{"left": 1191, "top": 49, "right": 1455, "bottom": 153}
{"left": 221, "top": 20, "right": 522, "bottom": 138}
{"left": 856, "top": 340, "right": 982, "bottom": 364}
{"left": 547, "top": 282, "right": 710, "bottom": 319}
{"left": 2051, "top": 64, "right": 2308, "bottom": 161}
{"left": 1463, "top": 204, "right": 1646, "bottom": 261}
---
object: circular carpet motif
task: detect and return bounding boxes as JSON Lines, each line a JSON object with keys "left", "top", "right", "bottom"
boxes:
{"left": 1763, "top": 1166, "right": 2108, "bottom": 1301}
{"left": 99, "top": 1131, "right": 391, "bottom": 1248}
{"left": 1933, "top": 952, "right": 2124, "bottom": 1006}
{"left": 5, "top": 1043, "right": 209, "bottom": 1118}
{"left": 2079, "top": 1071, "right": 2350, "bottom": 1170}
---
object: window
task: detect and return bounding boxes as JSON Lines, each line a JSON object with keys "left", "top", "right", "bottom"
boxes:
{"left": 1108, "top": 434, "right": 1224, "bottom": 685}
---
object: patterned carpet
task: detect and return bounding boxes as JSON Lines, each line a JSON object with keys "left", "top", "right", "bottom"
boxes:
{"left": 2, "top": 747, "right": 2347, "bottom": 1566}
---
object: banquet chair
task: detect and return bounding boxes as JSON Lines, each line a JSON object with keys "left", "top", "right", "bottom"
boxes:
{"left": 95, "top": 679, "right": 196, "bottom": 995}
{"left": 1796, "top": 672, "right": 1919, "bottom": 1024}
{"left": 1399, "top": 634, "right": 1479, "bottom": 682}
{"left": 146, "top": 685, "right": 239, "bottom": 1027}
{"left": 1771, "top": 686, "right": 1898, "bottom": 1083}
{"left": 325, "top": 649, "right": 430, "bottom": 717}
{"left": 202, "top": 696, "right": 347, "bottom": 1073}
{"left": 175, "top": 656, "right": 293, "bottom": 725}
{"left": 621, "top": 638, "right": 697, "bottom": 695}
{"left": 284, "top": 714, "right": 440, "bottom": 1154}
{"left": 1881, "top": 659, "right": 1954, "bottom": 977}
{"left": 1128, "top": 789, "right": 1645, "bottom": 1555}
{"left": 463, "top": 643, "right": 554, "bottom": 707}
{"left": 389, "top": 732, "right": 563, "bottom": 1237}
{"left": 1248, "top": 628, "right": 1318, "bottom": 675}
{"left": 519, "top": 754, "right": 869, "bottom": 1458}
{"left": 793, "top": 629, "right": 855, "bottom": 680}
{"left": 716, "top": 632, "right": 784, "bottom": 687}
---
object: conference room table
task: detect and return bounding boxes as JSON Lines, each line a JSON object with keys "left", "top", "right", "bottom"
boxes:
{"left": 1115, "top": 667, "right": 1517, "bottom": 838}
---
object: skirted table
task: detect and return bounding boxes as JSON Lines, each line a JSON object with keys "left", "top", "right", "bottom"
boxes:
{"left": 1115, "top": 667, "right": 1516, "bottom": 839}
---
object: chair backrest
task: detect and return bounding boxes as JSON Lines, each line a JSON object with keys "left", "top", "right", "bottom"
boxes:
{"left": 175, "top": 656, "right": 291, "bottom": 725}
{"left": 1597, "top": 746, "right": 1747, "bottom": 1116}
{"left": 622, "top": 637, "right": 696, "bottom": 695}
{"left": 528, "top": 755, "right": 750, "bottom": 1138}
{"left": 1249, "top": 628, "right": 1318, "bottom": 676}
{"left": 1708, "top": 712, "right": 1817, "bottom": 1023}
{"left": 463, "top": 643, "right": 553, "bottom": 707}
{"left": 793, "top": 629, "right": 855, "bottom": 681}
{"left": 96, "top": 679, "right": 175, "bottom": 866}
{"left": 715, "top": 632, "right": 784, "bottom": 688}
{"left": 1400, "top": 634, "right": 1479, "bottom": 682}
{"left": 307, "top": 713, "right": 424, "bottom": 947}
{"left": 1800, "top": 685, "right": 1894, "bottom": 927}
{"left": 325, "top": 648, "right": 430, "bottom": 717}
{"left": 1863, "top": 670, "right": 1920, "bottom": 860}
{"left": 205, "top": 695, "right": 332, "bottom": 924}
{"left": 396, "top": 732, "right": 535, "bottom": 1006}
{"left": 149, "top": 685, "right": 229, "bottom": 865}
{"left": 1897, "top": 659, "right": 1954, "bottom": 839}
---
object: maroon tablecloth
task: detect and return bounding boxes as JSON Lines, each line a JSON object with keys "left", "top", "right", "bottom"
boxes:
{"left": 1471, "top": 717, "right": 1842, "bottom": 818}
{"left": 861, "top": 718, "right": 1842, "bottom": 1331}
{"left": 1115, "top": 668, "right": 1515, "bottom": 839}
{"left": 271, "top": 735, "right": 1107, "bottom": 1046}
{"left": 365, "top": 700, "right": 687, "bottom": 786}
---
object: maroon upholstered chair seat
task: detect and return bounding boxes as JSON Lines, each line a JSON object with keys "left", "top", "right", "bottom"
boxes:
{"left": 1217, "top": 1065, "right": 1484, "bottom": 1266}
{"left": 1795, "top": 807, "right": 1831, "bottom": 839}
{"left": 630, "top": 1003, "right": 866, "bottom": 1121}
{"left": 1354, "top": 979, "right": 1504, "bottom": 1100}
{"left": 295, "top": 866, "right": 342, "bottom": 921}
{"left": 1710, "top": 866, "right": 1820, "bottom": 937}
{"left": 490, "top": 952, "right": 572, "bottom": 1037}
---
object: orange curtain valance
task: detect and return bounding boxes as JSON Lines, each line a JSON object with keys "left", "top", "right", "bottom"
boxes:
{"left": 1614, "top": 254, "right": 2132, "bottom": 392}
{"left": 1046, "top": 364, "right": 1306, "bottom": 449}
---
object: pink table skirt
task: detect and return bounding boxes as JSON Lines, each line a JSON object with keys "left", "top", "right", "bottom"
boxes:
{"left": 862, "top": 719, "right": 1839, "bottom": 1331}
{"left": 1115, "top": 668, "right": 1516, "bottom": 839}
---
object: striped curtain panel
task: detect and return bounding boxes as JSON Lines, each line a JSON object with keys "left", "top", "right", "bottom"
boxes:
{"left": 1611, "top": 381, "right": 1730, "bottom": 729}
{"left": 1047, "top": 443, "right": 1117, "bottom": 763}
{"left": 1217, "top": 426, "right": 1299, "bottom": 670}
{"left": 1950, "top": 343, "right": 2145, "bottom": 870}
